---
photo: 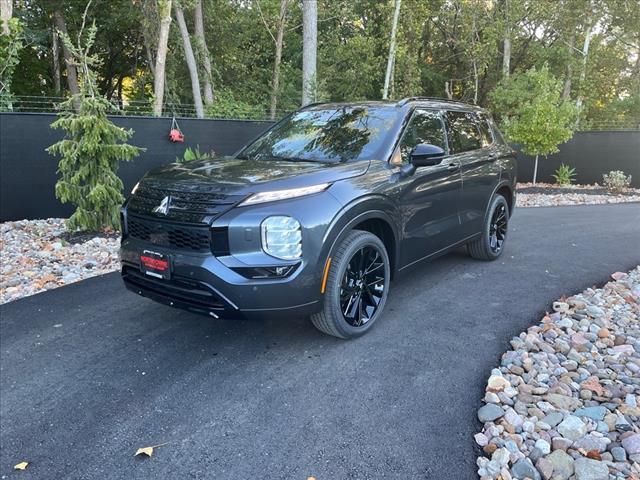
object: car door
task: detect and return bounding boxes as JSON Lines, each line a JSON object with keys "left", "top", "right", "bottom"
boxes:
{"left": 393, "top": 108, "right": 463, "bottom": 267}
{"left": 445, "top": 111, "right": 501, "bottom": 238}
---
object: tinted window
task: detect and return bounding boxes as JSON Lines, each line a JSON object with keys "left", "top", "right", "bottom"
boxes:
{"left": 398, "top": 110, "right": 446, "bottom": 163}
{"left": 446, "top": 111, "right": 482, "bottom": 153}
{"left": 476, "top": 113, "right": 494, "bottom": 147}
{"left": 237, "top": 106, "right": 400, "bottom": 163}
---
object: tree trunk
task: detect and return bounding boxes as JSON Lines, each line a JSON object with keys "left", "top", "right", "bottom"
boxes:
{"left": 533, "top": 154, "right": 539, "bottom": 185}
{"left": 270, "top": 0, "right": 289, "bottom": 120}
{"left": 575, "top": 1, "right": 594, "bottom": 115}
{"left": 52, "top": 26, "right": 61, "bottom": 94}
{"left": 194, "top": 0, "right": 213, "bottom": 105}
{"left": 502, "top": 36, "right": 511, "bottom": 79}
{"left": 174, "top": 5, "right": 204, "bottom": 118}
{"left": 301, "top": 0, "right": 317, "bottom": 106}
{"left": 0, "top": 0, "right": 11, "bottom": 35}
{"left": 382, "top": 0, "right": 401, "bottom": 100}
{"left": 502, "top": 0, "right": 511, "bottom": 78}
{"left": 141, "top": 23, "right": 156, "bottom": 78}
{"left": 53, "top": 10, "right": 80, "bottom": 110}
{"left": 562, "top": 32, "right": 575, "bottom": 99}
{"left": 152, "top": 0, "right": 172, "bottom": 117}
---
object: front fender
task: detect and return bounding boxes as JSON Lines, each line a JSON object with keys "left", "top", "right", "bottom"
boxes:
{"left": 319, "top": 194, "right": 401, "bottom": 276}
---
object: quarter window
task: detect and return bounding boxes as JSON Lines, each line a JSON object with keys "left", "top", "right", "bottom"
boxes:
{"left": 397, "top": 110, "right": 446, "bottom": 164}
{"left": 446, "top": 111, "right": 482, "bottom": 153}
{"left": 476, "top": 113, "right": 494, "bottom": 147}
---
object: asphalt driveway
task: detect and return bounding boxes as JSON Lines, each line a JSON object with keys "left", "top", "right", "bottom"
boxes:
{"left": 1, "top": 203, "right": 639, "bottom": 479}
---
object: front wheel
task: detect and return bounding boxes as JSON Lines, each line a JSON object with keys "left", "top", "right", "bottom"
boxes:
{"left": 467, "top": 194, "right": 509, "bottom": 261}
{"left": 310, "top": 230, "right": 391, "bottom": 339}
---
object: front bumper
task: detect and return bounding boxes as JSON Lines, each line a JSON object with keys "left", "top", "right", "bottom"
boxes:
{"left": 120, "top": 237, "right": 323, "bottom": 319}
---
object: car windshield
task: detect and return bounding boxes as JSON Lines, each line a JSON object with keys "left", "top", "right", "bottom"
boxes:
{"left": 237, "top": 105, "right": 399, "bottom": 163}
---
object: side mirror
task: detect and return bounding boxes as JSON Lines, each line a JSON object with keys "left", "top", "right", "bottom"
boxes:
{"left": 410, "top": 143, "right": 445, "bottom": 167}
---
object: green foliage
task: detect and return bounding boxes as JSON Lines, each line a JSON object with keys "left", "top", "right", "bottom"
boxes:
{"left": 602, "top": 170, "right": 632, "bottom": 193}
{"left": 552, "top": 163, "right": 577, "bottom": 186}
{"left": 6, "top": 0, "right": 640, "bottom": 128}
{"left": 490, "top": 66, "right": 579, "bottom": 157}
{"left": 0, "top": 18, "right": 24, "bottom": 110}
{"left": 46, "top": 9, "right": 142, "bottom": 232}
{"left": 204, "top": 88, "right": 266, "bottom": 119}
{"left": 175, "top": 145, "right": 211, "bottom": 163}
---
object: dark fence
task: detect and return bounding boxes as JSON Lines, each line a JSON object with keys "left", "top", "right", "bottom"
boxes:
{"left": 1, "top": 112, "right": 638, "bottom": 221}
{"left": 516, "top": 131, "right": 640, "bottom": 187}
{"left": 0, "top": 113, "right": 271, "bottom": 221}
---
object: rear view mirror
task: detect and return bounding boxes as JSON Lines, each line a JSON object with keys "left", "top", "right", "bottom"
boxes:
{"left": 410, "top": 143, "right": 445, "bottom": 167}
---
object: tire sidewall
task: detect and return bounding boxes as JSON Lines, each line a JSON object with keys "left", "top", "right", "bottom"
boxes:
{"left": 483, "top": 195, "right": 509, "bottom": 259}
{"left": 327, "top": 233, "right": 391, "bottom": 338}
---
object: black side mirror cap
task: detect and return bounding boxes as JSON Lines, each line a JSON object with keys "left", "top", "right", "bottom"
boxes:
{"left": 410, "top": 143, "right": 445, "bottom": 167}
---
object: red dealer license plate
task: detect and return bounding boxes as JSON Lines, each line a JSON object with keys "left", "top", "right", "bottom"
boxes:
{"left": 140, "top": 250, "right": 171, "bottom": 279}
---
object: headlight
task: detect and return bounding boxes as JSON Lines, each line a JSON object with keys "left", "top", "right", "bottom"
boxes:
{"left": 240, "top": 183, "right": 330, "bottom": 206}
{"left": 131, "top": 181, "right": 141, "bottom": 195}
{"left": 261, "top": 216, "right": 302, "bottom": 260}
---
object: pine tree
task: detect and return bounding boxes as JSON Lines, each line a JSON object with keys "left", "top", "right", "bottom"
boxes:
{"left": 47, "top": 2, "right": 142, "bottom": 231}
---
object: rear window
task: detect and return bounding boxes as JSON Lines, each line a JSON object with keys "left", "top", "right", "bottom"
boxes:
{"left": 446, "top": 111, "right": 482, "bottom": 153}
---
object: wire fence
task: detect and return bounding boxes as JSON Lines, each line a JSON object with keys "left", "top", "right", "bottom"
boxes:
{"left": 2, "top": 96, "right": 639, "bottom": 131}
{"left": 2, "top": 96, "right": 291, "bottom": 122}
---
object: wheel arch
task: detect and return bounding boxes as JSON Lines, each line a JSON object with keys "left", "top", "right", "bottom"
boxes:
{"left": 321, "top": 196, "right": 401, "bottom": 279}
{"left": 492, "top": 182, "right": 514, "bottom": 216}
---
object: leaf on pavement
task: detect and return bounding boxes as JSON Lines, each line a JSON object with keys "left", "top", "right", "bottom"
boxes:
{"left": 135, "top": 446, "right": 154, "bottom": 457}
{"left": 14, "top": 462, "right": 29, "bottom": 470}
{"left": 134, "top": 442, "right": 168, "bottom": 458}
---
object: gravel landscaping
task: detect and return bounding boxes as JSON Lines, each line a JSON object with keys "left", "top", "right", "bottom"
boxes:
{"left": 516, "top": 183, "right": 640, "bottom": 208}
{"left": 0, "top": 219, "right": 119, "bottom": 304}
{"left": 476, "top": 267, "right": 640, "bottom": 480}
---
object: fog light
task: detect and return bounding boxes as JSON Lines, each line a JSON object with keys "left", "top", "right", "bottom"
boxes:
{"left": 261, "top": 216, "right": 302, "bottom": 260}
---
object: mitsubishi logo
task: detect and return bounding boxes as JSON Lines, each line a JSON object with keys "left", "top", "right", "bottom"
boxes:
{"left": 153, "top": 195, "right": 171, "bottom": 215}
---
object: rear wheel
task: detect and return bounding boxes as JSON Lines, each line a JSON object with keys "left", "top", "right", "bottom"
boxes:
{"left": 311, "top": 230, "right": 390, "bottom": 339}
{"left": 467, "top": 194, "right": 509, "bottom": 261}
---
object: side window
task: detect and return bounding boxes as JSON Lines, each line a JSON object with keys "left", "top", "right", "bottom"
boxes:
{"left": 398, "top": 110, "right": 447, "bottom": 163}
{"left": 446, "top": 111, "right": 482, "bottom": 153}
{"left": 476, "top": 113, "right": 494, "bottom": 147}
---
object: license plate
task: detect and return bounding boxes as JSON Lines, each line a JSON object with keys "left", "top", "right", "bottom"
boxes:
{"left": 140, "top": 250, "right": 171, "bottom": 279}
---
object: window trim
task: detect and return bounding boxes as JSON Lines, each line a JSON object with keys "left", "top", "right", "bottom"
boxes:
{"left": 388, "top": 107, "right": 449, "bottom": 164}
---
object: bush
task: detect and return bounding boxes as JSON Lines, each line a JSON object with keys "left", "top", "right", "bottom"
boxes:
{"left": 602, "top": 170, "right": 632, "bottom": 193}
{"left": 552, "top": 164, "right": 577, "bottom": 186}
{"left": 46, "top": 15, "right": 142, "bottom": 231}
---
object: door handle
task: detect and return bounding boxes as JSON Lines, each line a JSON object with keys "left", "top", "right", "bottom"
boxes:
{"left": 446, "top": 163, "right": 460, "bottom": 172}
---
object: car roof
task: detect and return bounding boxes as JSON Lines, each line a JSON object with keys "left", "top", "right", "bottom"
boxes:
{"left": 303, "top": 97, "right": 486, "bottom": 113}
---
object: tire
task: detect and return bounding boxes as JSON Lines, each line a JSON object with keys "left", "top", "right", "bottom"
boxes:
{"left": 467, "top": 194, "right": 509, "bottom": 261}
{"left": 310, "top": 230, "right": 391, "bottom": 339}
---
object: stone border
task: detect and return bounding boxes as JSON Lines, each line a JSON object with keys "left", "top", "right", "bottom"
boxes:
{"left": 475, "top": 267, "right": 640, "bottom": 480}
{"left": 516, "top": 183, "right": 640, "bottom": 208}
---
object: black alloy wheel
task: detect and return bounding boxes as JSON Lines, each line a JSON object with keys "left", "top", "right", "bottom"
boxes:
{"left": 489, "top": 203, "right": 508, "bottom": 254}
{"left": 467, "top": 193, "right": 509, "bottom": 261}
{"left": 339, "top": 245, "right": 387, "bottom": 327}
{"left": 310, "top": 230, "right": 391, "bottom": 339}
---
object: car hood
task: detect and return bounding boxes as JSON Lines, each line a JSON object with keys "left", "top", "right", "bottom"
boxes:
{"left": 141, "top": 156, "right": 370, "bottom": 195}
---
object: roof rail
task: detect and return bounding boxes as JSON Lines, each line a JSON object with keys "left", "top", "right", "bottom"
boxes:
{"left": 395, "top": 96, "right": 477, "bottom": 107}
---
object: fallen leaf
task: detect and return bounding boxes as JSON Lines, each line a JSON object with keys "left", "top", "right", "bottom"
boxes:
{"left": 14, "top": 462, "right": 29, "bottom": 470}
{"left": 135, "top": 447, "right": 154, "bottom": 457}
{"left": 134, "top": 442, "right": 168, "bottom": 458}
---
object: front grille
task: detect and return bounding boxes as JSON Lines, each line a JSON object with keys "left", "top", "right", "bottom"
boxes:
{"left": 127, "top": 215, "right": 210, "bottom": 252}
{"left": 128, "top": 183, "right": 245, "bottom": 223}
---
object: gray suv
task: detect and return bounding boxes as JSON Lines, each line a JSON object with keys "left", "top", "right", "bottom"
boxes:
{"left": 120, "top": 98, "right": 516, "bottom": 338}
